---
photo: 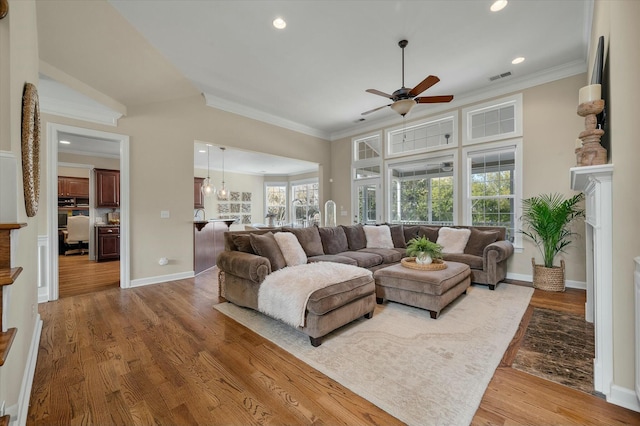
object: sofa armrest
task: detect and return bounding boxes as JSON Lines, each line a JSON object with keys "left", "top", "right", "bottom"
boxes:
{"left": 217, "top": 250, "right": 271, "bottom": 283}
{"left": 483, "top": 240, "right": 514, "bottom": 265}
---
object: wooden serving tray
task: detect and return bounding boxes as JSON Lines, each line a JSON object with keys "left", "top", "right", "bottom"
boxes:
{"left": 401, "top": 257, "right": 447, "bottom": 271}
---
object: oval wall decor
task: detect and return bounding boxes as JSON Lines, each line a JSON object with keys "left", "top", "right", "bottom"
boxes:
{"left": 21, "top": 82, "right": 41, "bottom": 217}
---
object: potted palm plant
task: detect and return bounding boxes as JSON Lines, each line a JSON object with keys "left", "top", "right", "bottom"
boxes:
{"left": 406, "top": 236, "right": 443, "bottom": 265}
{"left": 521, "top": 192, "right": 585, "bottom": 291}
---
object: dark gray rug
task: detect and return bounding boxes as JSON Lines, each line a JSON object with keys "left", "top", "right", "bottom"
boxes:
{"left": 512, "top": 307, "right": 595, "bottom": 394}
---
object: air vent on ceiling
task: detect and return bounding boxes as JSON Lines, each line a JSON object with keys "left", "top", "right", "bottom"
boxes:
{"left": 489, "top": 71, "right": 512, "bottom": 82}
{"left": 354, "top": 118, "right": 366, "bottom": 123}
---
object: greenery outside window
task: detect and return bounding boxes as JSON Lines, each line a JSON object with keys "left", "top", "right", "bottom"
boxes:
{"left": 387, "top": 153, "right": 456, "bottom": 225}
{"left": 463, "top": 140, "right": 523, "bottom": 246}
{"left": 291, "top": 180, "right": 320, "bottom": 227}
{"left": 265, "top": 183, "right": 287, "bottom": 225}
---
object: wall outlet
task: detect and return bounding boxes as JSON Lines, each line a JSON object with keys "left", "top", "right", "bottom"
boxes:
{"left": 160, "top": 210, "right": 170, "bottom": 219}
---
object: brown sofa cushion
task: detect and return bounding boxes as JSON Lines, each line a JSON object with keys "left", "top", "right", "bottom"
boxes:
{"left": 232, "top": 234, "right": 255, "bottom": 254}
{"left": 464, "top": 228, "right": 501, "bottom": 257}
{"left": 307, "top": 254, "right": 357, "bottom": 266}
{"left": 282, "top": 226, "right": 324, "bottom": 257}
{"left": 387, "top": 224, "right": 406, "bottom": 248}
{"left": 403, "top": 225, "right": 420, "bottom": 243}
{"left": 359, "top": 248, "right": 403, "bottom": 264}
{"left": 318, "top": 226, "right": 349, "bottom": 254}
{"left": 418, "top": 226, "right": 440, "bottom": 243}
{"left": 442, "top": 253, "right": 484, "bottom": 270}
{"left": 340, "top": 224, "right": 367, "bottom": 250}
{"left": 339, "top": 251, "right": 384, "bottom": 268}
{"left": 250, "top": 232, "right": 287, "bottom": 272}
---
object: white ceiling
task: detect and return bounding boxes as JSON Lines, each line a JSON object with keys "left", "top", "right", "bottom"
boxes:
{"left": 42, "top": 0, "right": 591, "bottom": 175}
{"left": 109, "top": 0, "right": 591, "bottom": 138}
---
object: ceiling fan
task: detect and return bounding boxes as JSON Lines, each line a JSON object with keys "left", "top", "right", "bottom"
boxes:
{"left": 362, "top": 40, "right": 454, "bottom": 117}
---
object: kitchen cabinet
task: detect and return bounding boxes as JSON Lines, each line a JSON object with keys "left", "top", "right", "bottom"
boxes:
{"left": 96, "top": 226, "right": 120, "bottom": 261}
{"left": 58, "top": 176, "right": 89, "bottom": 197}
{"left": 194, "top": 177, "right": 205, "bottom": 209}
{"left": 193, "top": 220, "right": 226, "bottom": 275}
{"left": 95, "top": 169, "right": 120, "bottom": 207}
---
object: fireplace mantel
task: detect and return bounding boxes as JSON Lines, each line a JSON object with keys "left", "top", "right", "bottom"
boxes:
{"left": 570, "top": 163, "right": 613, "bottom": 398}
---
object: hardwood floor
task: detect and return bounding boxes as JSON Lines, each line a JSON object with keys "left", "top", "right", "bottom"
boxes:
{"left": 28, "top": 271, "right": 640, "bottom": 425}
{"left": 58, "top": 254, "right": 119, "bottom": 298}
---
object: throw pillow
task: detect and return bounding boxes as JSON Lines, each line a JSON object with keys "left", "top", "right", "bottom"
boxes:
{"left": 464, "top": 228, "right": 500, "bottom": 257}
{"left": 340, "top": 224, "right": 367, "bottom": 250}
{"left": 232, "top": 234, "right": 255, "bottom": 254}
{"left": 418, "top": 226, "right": 440, "bottom": 243}
{"left": 363, "top": 225, "right": 394, "bottom": 249}
{"left": 436, "top": 227, "right": 472, "bottom": 254}
{"left": 273, "top": 232, "right": 307, "bottom": 266}
{"left": 403, "top": 225, "right": 420, "bottom": 243}
{"left": 282, "top": 226, "right": 324, "bottom": 256}
{"left": 318, "top": 226, "right": 349, "bottom": 254}
{"left": 249, "top": 232, "right": 287, "bottom": 271}
{"left": 386, "top": 223, "right": 406, "bottom": 248}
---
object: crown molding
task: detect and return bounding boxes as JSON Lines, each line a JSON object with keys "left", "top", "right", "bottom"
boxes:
{"left": 39, "top": 95, "right": 123, "bottom": 127}
{"left": 202, "top": 93, "right": 331, "bottom": 141}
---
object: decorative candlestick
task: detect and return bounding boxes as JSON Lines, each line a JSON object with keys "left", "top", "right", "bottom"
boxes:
{"left": 576, "top": 98, "right": 606, "bottom": 166}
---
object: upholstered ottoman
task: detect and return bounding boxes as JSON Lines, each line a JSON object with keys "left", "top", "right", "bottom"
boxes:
{"left": 373, "top": 261, "right": 471, "bottom": 319}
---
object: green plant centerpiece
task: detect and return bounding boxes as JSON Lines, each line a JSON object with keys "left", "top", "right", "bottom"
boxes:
{"left": 521, "top": 192, "right": 585, "bottom": 291}
{"left": 405, "top": 236, "right": 443, "bottom": 265}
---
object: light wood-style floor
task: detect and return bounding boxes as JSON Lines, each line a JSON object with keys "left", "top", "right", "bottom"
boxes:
{"left": 58, "top": 254, "right": 119, "bottom": 298}
{"left": 28, "top": 269, "right": 640, "bottom": 425}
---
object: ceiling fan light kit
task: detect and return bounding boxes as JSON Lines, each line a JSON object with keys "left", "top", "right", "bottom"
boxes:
{"left": 363, "top": 39, "right": 454, "bottom": 117}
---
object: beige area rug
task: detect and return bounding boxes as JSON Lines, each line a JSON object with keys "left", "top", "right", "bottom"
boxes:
{"left": 215, "top": 283, "right": 533, "bottom": 426}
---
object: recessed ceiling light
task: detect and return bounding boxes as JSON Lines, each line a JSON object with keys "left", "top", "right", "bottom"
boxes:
{"left": 59, "top": 140, "right": 71, "bottom": 144}
{"left": 512, "top": 56, "right": 525, "bottom": 64}
{"left": 273, "top": 17, "right": 286, "bottom": 29}
{"left": 490, "top": 0, "right": 508, "bottom": 12}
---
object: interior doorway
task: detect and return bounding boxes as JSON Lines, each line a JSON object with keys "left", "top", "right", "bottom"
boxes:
{"left": 45, "top": 123, "right": 130, "bottom": 302}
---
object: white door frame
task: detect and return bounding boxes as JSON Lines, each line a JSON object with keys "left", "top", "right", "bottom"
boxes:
{"left": 46, "top": 123, "right": 130, "bottom": 301}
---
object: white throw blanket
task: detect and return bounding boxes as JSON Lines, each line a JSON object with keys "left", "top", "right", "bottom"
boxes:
{"left": 257, "top": 262, "right": 372, "bottom": 328}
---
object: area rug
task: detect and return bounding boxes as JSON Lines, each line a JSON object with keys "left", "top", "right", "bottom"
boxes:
{"left": 214, "top": 284, "right": 533, "bottom": 425}
{"left": 512, "top": 307, "right": 595, "bottom": 394}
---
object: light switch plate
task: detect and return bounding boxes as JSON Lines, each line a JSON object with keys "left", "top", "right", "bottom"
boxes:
{"left": 160, "top": 210, "right": 170, "bottom": 219}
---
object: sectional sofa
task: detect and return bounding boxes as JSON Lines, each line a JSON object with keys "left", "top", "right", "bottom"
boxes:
{"left": 216, "top": 223, "right": 514, "bottom": 345}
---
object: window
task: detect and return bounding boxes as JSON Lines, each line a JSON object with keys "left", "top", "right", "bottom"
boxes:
{"left": 386, "top": 113, "right": 457, "bottom": 157}
{"left": 291, "top": 181, "right": 320, "bottom": 227}
{"left": 463, "top": 140, "right": 523, "bottom": 246}
{"left": 387, "top": 154, "right": 456, "bottom": 225}
{"left": 265, "top": 183, "right": 287, "bottom": 225}
{"left": 352, "top": 133, "right": 383, "bottom": 223}
{"left": 354, "top": 133, "right": 381, "bottom": 161}
{"left": 462, "top": 94, "right": 522, "bottom": 145}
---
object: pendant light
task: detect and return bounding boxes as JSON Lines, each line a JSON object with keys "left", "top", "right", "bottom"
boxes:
{"left": 202, "top": 144, "right": 216, "bottom": 197}
{"left": 217, "top": 147, "right": 228, "bottom": 198}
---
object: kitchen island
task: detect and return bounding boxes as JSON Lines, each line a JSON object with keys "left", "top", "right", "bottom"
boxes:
{"left": 193, "top": 219, "right": 231, "bottom": 275}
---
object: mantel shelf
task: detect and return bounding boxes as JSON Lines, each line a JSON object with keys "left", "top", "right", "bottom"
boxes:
{"left": 0, "top": 267, "right": 23, "bottom": 286}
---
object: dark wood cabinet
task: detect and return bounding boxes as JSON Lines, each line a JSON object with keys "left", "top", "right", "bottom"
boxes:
{"left": 95, "top": 169, "right": 120, "bottom": 207}
{"left": 96, "top": 226, "right": 120, "bottom": 261}
{"left": 58, "top": 176, "right": 89, "bottom": 197}
{"left": 194, "top": 177, "right": 205, "bottom": 209}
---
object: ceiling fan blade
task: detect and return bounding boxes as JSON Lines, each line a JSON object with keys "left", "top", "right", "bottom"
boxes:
{"left": 415, "top": 95, "right": 454, "bottom": 104}
{"left": 361, "top": 104, "right": 391, "bottom": 116}
{"left": 408, "top": 75, "right": 440, "bottom": 97}
{"left": 366, "top": 89, "right": 394, "bottom": 99}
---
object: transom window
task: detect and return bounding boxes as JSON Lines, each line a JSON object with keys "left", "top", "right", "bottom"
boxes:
{"left": 386, "top": 113, "right": 457, "bottom": 157}
{"left": 462, "top": 94, "right": 522, "bottom": 145}
{"left": 354, "top": 134, "right": 381, "bottom": 161}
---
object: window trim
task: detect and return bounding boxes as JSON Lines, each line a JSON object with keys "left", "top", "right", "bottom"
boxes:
{"left": 384, "top": 149, "right": 458, "bottom": 224}
{"left": 385, "top": 111, "right": 458, "bottom": 159}
{"left": 461, "top": 93, "right": 523, "bottom": 146}
{"left": 462, "top": 138, "right": 523, "bottom": 250}
{"left": 290, "top": 178, "right": 320, "bottom": 227}
{"left": 352, "top": 131, "right": 383, "bottom": 163}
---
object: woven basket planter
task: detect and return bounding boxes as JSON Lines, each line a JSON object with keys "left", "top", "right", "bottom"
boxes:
{"left": 532, "top": 258, "right": 565, "bottom": 292}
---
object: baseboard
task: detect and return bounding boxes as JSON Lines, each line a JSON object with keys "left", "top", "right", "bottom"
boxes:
{"left": 506, "top": 272, "right": 586, "bottom": 290}
{"left": 6, "top": 314, "right": 43, "bottom": 426}
{"left": 608, "top": 384, "right": 640, "bottom": 413}
{"left": 130, "top": 271, "right": 195, "bottom": 288}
